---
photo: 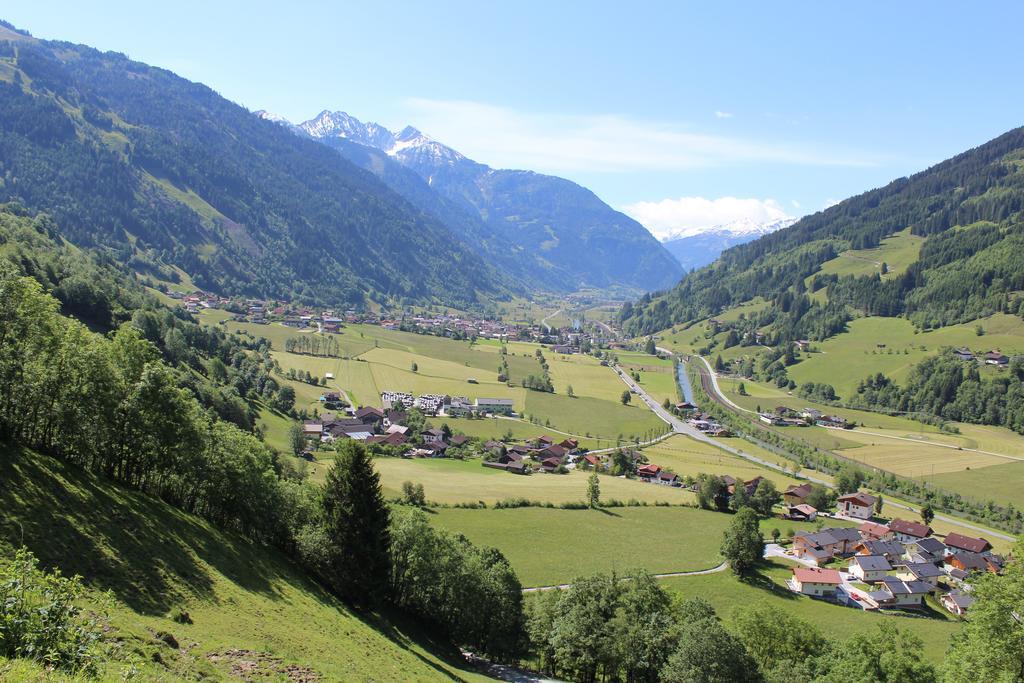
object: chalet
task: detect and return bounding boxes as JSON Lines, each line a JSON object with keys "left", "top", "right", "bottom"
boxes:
{"left": 540, "top": 444, "right": 568, "bottom": 460}
{"left": 946, "top": 551, "right": 1001, "bottom": 575}
{"left": 795, "top": 339, "right": 811, "bottom": 351}
{"left": 637, "top": 464, "right": 662, "bottom": 481}
{"left": 790, "top": 567, "right": 842, "bottom": 597}
{"left": 674, "top": 402, "right": 698, "bottom": 413}
{"left": 826, "top": 527, "right": 863, "bottom": 554}
{"left": 941, "top": 591, "right": 975, "bottom": 617}
{"left": 365, "top": 431, "right": 408, "bottom": 447}
{"left": 985, "top": 350, "right": 1009, "bottom": 366}
{"left": 422, "top": 428, "right": 446, "bottom": 445}
{"left": 793, "top": 530, "right": 842, "bottom": 565}
{"left": 535, "top": 435, "right": 555, "bottom": 448}
{"left": 866, "top": 577, "right": 931, "bottom": 608}
{"left": 558, "top": 438, "right": 581, "bottom": 452}
{"left": 783, "top": 504, "right": 818, "bottom": 522}
{"left": 887, "top": 519, "right": 933, "bottom": 543}
{"left": 302, "top": 422, "right": 323, "bottom": 437}
{"left": 656, "top": 471, "right": 680, "bottom": 486}
{"left": 943, "top": 532, "right": 993, "bottom": 557}
{"left": 582, "top": 454, "right": 603, "bottom": 470}
{"left": 853, "top": 540, "right": 905, "bottom": 563}
{"left": 848, "top": 555, "right": 892, "bottom": 583}
{"left": 858, "top": 521, "right": 892, "bottom": 541}
{"left": 816, "top": 415, "right": 851, "bottom": 429}
{"left": 421, "top": 442, "right": 448, "bottom": 457}
{"left": 783, "top": 483, "right": 814, "bottom": 506}
{"left": 952, "top": 348, "right": 975, "bottom": 362}
{"left": 355, "top": 406, "right": 384, "bottom": 425}
{"left": 449, "top": 434, "right": 470, "bottom": 447}
{"left": 386, "top": 424, "right": 410, "bottom": 436}
{"left": 836, "top": 492, "right": 877, "bottom": 520}
{"left": 384, "top": 410, "right": 408, "bottom": 428}
{"left": 475, "top": 397, "right": 514, "bottom": 415}
{"left": 895, "top": 562, "right": 943, "bottom": 587}
{"left": 539, "top": 456, "right": 564, "bottom": 473}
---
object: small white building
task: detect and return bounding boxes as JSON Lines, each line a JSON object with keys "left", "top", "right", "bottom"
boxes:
{"left": 790, "top": 567, "right": 842, "bottom": 597}
{"left": 836, "top": 491, "right": 877, "bottom": 520}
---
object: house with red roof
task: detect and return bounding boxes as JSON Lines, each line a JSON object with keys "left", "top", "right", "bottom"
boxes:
{"left": 836, "top": 491, "right": 877, "bottom": 520}
{"left": 943, "top": 532, "right": 993, "bottom": 557}
{"left": 790, "top": 567, "right": 842, "bottom": 597}
{"left": 888, "top": 518, "right": 933, "bottom": 543}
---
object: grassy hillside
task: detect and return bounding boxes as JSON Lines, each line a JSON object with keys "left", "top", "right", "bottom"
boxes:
{"left": 0, "top": 443, "right": 490, "bottom": 682}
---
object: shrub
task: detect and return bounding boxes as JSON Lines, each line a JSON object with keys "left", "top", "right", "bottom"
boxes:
{"left": 0, "top": 548, "right": 101, "bottom": 675}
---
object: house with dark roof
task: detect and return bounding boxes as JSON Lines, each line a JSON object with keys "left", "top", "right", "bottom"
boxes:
{"left": 888, "top": 519, "right": 933, "bottom": 543}
{"left": 943, "top": 532, "right": 993, "bottom": 556}
{"left": 539, "top": 456, "right": 564, "bottom": 472}
{"left": 985, "top": 350, "right": 1009, "bottom": 366}
{"left": 422, "top": 428, "right": 446, "bottom": 444}
{"left": 946, "top": 551, "right": 1001, "bottom": 575}
{"left": 656, "top": 471, "right": 680, "bottom": 486}
{"left": 895, "top": 562, "right": 944, "bottom": 588}
{"left": 783, "top": 504, "right": 818, "bottom": 522}
{"left": 904, "top": 537, "right": 946, "bottom": 563}
{"left": 866, "top": 577, "right": 931, "bottom": 608}
{"left": 848, "top": 555, "right": 892, "bottom": 583}
{"left": 941, "top": 591, "right": 975, "bottom": 616}
{"left": 853, "top": 540, "right": 905, "bottom": 564}
{"left": 355, "top": 406, "right": 384, "bottom": 425}
{"left": 449, "top": 434, "right": 471, "bottom": 447}
{"left": 793, "top": 528, "right": 860, "bottom": 564}
{"left": 836, "top": 491, "right": 877, "bottom": 520}
{"left": 783, "top": 483, "right": 814, "bottom": 506}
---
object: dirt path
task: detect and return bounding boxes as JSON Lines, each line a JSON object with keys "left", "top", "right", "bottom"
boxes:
{"left": 522, "top": 562, "right": 728, "bottom": 593}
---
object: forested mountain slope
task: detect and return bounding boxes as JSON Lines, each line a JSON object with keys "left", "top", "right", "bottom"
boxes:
{"left": 0, "top": 22, "right": 508, "bottom": 309}
{"left": 622, "top": 126, "right": 1024, "bottom": 338}
{"left": 286, "top": 110, "right": 684, "bottom": 293}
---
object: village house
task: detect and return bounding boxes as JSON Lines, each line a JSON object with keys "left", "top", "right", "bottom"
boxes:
{"left": 858, "top": 521, "right": 893, "bottom": 541}
{"left": 783, "top": 483, "right": 814, "bottom": 506}
{"left": 941, "top": 591, "right": 975, "bottom": 617}
{"left": 793, "top": 530, "right": 845, "bottom": 565}
{"left": 895, "top": 562, "right": 944, "bottom": 588}
{"left": 945, "top": 551, "right": 1002, "bottom": 575}
{"left": 539, "top": 456, "right": 564, "bottom": 473}
{"left": 303, "top": 422, "right": 323, "bottom": 438}
{"left": 887, "top": 519, "right": 933, "bottom": 544}
{"left": 790, "top": 567, "right": 842, "bottom": 597}
{"left": 422, "top": 428, "right": 446, "bottom": 445}
{"left": 355, "top": 406, "right": 384, "bottom": 425}
{"left": 943, "top": 532, "right": 993, "bottom": 557}
{"left": 865, "top": 577, "right": 931, "bottom": 608}
{"left": 475, "top": 397, "right": 514, "bottom": 415}
{"left": 853, "top": 540, "right": 905, "bottom": 564}
{"left": 952, "top": 348, "right": 975, "bottom": 362}
{"left": 582, "top": 454, "right": 603, "bottom": 470}
{"left": 384, "top": 409, "right": 408, "bottom": 428}
{"left": 985, "top": 350, "right": 1009, "bottom": 366}
{"left": 540, "top": 444, "right": 568, "bottom": 460}
{"left": 449, "top": 434, "right": 470, "bottom": 448}
{"left": 783, "top": 504, "right": 818, "bottom": 522}
{"left": 848, "top": 555, "right": 892, "bottom": 583}
{"left": 656, "top": 471, "right": 680, "bottom": 486}
{"left": 637, "top": 463, "right": 662, "bottom": 482}
{"left": 836, "top": 492, "right": 877, "bottom": 520}
{"left": 904, "top": 537, "right": 947, "bottom": 564}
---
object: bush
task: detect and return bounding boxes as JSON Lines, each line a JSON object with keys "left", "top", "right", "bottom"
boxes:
{"left": 0, "top": 548, "right": 101, "bottom": 675}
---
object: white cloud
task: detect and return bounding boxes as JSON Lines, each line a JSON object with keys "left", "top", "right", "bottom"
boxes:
{"left": 398, "top": 98, "right": 876, "bottom": 175}
{"left": 621, "top": 196, "right": 793, "bottom": 241}
{"left": 714, "top": 110, "right": 734, "bottom": 119}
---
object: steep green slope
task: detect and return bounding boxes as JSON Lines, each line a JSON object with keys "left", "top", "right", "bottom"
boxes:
{"left": 622, "top": 126, "right": 1024, "bottom": 337}
{"left": 0, "top": 444, "right": 490, "bottom": 682}
{"left": 0, "top": 22, "right": 507, "bottom": 309}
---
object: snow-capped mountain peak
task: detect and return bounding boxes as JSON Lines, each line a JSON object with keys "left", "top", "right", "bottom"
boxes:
{"left": 661, "top": 216, "right": 796, "bottom": 241}
{"left": 255, "top": 110, "right": 292, "bottom": 125}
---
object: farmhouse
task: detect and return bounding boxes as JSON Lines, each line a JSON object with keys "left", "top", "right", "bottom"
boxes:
{"left": 790, "top": 567, "right": 842, "bottom": 597}
{"left": 783, "top": 504, "right": 818, "bottom": 522}
{"left": 656, "top": 471, "right": 680, "bottom": 486}
{"left": 943, "top": 532, "right": 992, "bottom": 556}
{"left": 848, "top": 555, "right": 892, "bottom": 583}
{"left": 422, "top": 428, "right": 446, "bottom": 444}
{"left": 887, "top": 519, "right": 933, "bottom": 543}
{"left": 836, "top": 492, "right": 877, "bottom": 520}
{"left": 783, "top": 483, "right": 814, "bottom": 506}
{"left": 985, "top": 350, "right": 1009, "bottom": 366}
{"left": 952, "top": 348, "right": 975, "bottom": 362}
{"left": 355, "top": 406, "right": 384, "bottom": 425}
{"left": 475, "top": 397, "right": 514, "bottom": 415}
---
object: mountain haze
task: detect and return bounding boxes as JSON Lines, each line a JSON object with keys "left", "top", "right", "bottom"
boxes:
{"left": 660, "top": 217, "right": 796, "bottom": 271}
{"left": 269, "top": 110, "right": 684, "bottom": 293}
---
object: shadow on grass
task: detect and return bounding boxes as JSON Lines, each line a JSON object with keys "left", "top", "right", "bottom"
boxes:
{"left": 0, "top": 444, "right": 282, "bottom": 616}
{"left": 595, "top": 507, "right": 622, "bottom": 517}
{"left": 737, "top": 561, "right": 799, "bottom": 601}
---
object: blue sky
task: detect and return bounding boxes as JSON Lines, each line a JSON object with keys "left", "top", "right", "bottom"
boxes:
{"left": 6, "top": 1, "right": 1024, "bottom": 238}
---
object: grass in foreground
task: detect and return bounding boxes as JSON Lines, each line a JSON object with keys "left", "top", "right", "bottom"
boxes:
{"left": 0, "top": 444, "right": 490, "bottom": 682}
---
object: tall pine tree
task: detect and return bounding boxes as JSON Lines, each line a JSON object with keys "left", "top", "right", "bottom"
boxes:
{"left": 322, "top": 440, "right": 391, "bottom": 605}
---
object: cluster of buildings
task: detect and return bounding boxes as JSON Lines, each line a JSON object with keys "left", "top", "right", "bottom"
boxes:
{"left": 482, "top": 436, "right": 587, "bottom": 475}
{"left": 783, "top": 484, "right": 1000, "bottom": 616}
{"left": 687, "top": 412, "right": 731, "bottom": 437}
{"left": 759, "top": 406, "right": 851, "bottom": 429}
{"left": 378, "top": 391, "right": 514, "bottom": 417}
{"left": 952, "top": 347, "right": 1014, "bottom": 367}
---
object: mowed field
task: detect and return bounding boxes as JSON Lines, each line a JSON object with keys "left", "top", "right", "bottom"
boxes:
{"left": 714, "top": 375, "right": 1024, "bottom": 510}
{"left": 815, "top": 228, "right": 925, "bottom": 280}
{"left": 638, "top": 435, "right": 804, "bottom": 490}
{"left": 657, "top": 559, "right": 959, "bottom": 663}
{"left": 199, "top": 315, "right": 666, "bottom": 442}
{"left": 617, "top": 351, "right": 679, "bottom": 406}
{"left": 365, "top": 457, "right": 694, "bottom": 506}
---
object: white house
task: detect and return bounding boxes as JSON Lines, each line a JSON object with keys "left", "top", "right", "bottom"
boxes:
{"left": 865, "top": 577, "right": 931, "bottom": 608}
{"left": 848, "top": 555, "right": 892, "bottom": 583}
{"left": 475, "top": 397, "right": 514, "bottom": 415}
{"left": 941, "top": 591, "right": 975, "bottom": 617}
{"left": 836, "top": 492, "right": 877, "bottom": 520}
{"left": 888, "top": 519, "right": 933, "bottom": 544}
{"left": 896, "top": 562, "right": 944, "bottom": 588}
{"left": 790, "top": 567, "right": 842, "bottom": 597}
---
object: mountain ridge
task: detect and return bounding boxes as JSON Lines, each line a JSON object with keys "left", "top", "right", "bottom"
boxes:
{"left": 661, "top": 217, "right": 796, "bottom": 271}
{"left": 263, "top": 109, "right": 684, "bottom": 293}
